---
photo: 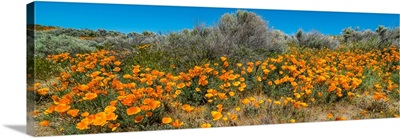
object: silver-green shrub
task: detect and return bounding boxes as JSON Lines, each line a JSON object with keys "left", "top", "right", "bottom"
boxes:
{"left": 293, "top": 29, "right": 339, "bottom": 49}
{"left": 34, "top": 32, "right": 97, "bottom": 57}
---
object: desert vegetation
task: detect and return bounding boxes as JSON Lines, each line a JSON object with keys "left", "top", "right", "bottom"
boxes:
{"left": 27, "top": 10, "right": 399, "bottom": 136}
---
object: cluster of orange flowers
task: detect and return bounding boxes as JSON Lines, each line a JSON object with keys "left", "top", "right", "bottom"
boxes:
{"left": 32, "top": 45, "right": 399, "bottom": 133}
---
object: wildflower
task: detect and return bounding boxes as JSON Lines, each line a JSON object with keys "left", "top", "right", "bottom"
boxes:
{"left": 25, "top": 110, "right": 35, "bottom": 117}
{"left": 211, "top": 111, "right": 223, "bottom": 121}
{"left": 294, "top": 93, "right": 301, "bottom": 99}
{"left": 327, "top": 113, "right": 333, "bottom": 119}
{"left": 220, "top": 56, "right": 227, "bottom": 62}
{"left": 37, "top": 88, "right": 49, "bottom": 95}
{"left": 76, "top": 119, "right": 90, "bottom": 130}
{"left": 81, "top": 111, "right": 89, "bottom": 117}
{"left": 162, "top": 117, "right": 172, "bottom": 124}
{"left": 256, "top": 76, "right": 262, "bottom": 82}
{"left": 182, "top": 104, "right": 194, "bottom": 113}
{"left": 201, "top": 123, "right": 211, "bottom": 128}
{"left": 318, "top": 92, "right": 323, "bottom": 97}
{"left": 335, "top": 117, "right": 346, "bottom": 121}
{"left": 177, "top": 83, "right": 185, "bottom": 89}
{"left": 104, "top": 106, "right": 116, "bottom": 114}
{"left": 106, "top": 113, "right": 118, "bottom": 121}
{"left": 44, "top": 105, "right": 56, "bottom": 114}
{"left": 273, "top": 101, "right": 281, "bottom": 105}
{"left": 171, "top": 119, "right": 184, "bottom": 128}
{"left": 228, "top": 92, "right": 235, "bottom": 97}
{"left": 127, "top": 107, "right": 141, "bottom": 115}
{"left": 67, "top": 109, "right": 79, "bottom": 117}
{"left": 83, "top": 93, "right": 97, "bottom": 100}
{"left": 134, "top": 115, "right": 144, "bottom": 123}
{"left": 290, "top": 119, "right": 295, "bottom": 123}
{"left": 123, "top": 74, "right": 133, "bottom": 79}
{"left": 230, "top": 114, "right": 237, "bottom": 120}
{"left": 54, "top": 104, "right": 71, "bottom": 113}
{"left": 108, "top": 123, "right": 120, "bottom": 131}
{"left": 114, "top": 61, "right": 121, "bottom": 66}
{"left": 113, "top": 67, "right": 121, "bottom": 72}
{"left": 93, "top": 112, "right": 107, "bottom": 126}
{"left": 39, "top": 120, "right": 50, "bottom": 127}
{"left": 242, "top": 99, "right": 250, "bottom": 105}
{"left": 149, "top": 100, "right": 161, "bottom": 109}
{"left": 145, "top": 112, "right": 153, "bottom": 117}
{"left": 347, "top": 92, "right": 355, "bottom": 100}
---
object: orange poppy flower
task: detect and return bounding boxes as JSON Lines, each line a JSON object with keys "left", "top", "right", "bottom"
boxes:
{"left": 114, "top": 61, "right": 121, "bottom": 66}
{"left": 326, "top": 113, "right": 333, "bottom": 119}
{"left": 32, "top": 110, "right": 39, "bottom": 117}
{"left": 242, "top": 99, "right": 250, "bottom": 105}
{"left": 67, "top": 109, "right": 79, "bottom": 117}
{"left": 54, "top": 104, "right": 71, "bottom": 113}
{"left": 106, "top": 112, "right": 118, "bottom": 121}
{"left": 335, "top": 117, "right": 346, "bottom": 121}
{"left": 149, "top": 100, "right": 161, "bottom": 110}
{"left": 44, "top": 105, "right": 56, "bottom": 114}
{"left": 93, "top": 113, "right": 107, "bottom": 126}
{"left": 177, "top": 83, "right": 185, "bottom": 89}
{"left": 76, "top": 119, "right": 90, "bottom": 130}
{"left": 108, "top": 123, "right": 120, "bottom": 131}
{"left": 110, "top": 100, "right": 118, "bottom": 106}
{"left": 220, "top": 56, "right": 227, "bottom": 62}
{"left": 123, "top": 74, "right": 133, "bottom": 79}
{"left": 140, "top": 105, "right": 151, "bottom": 111}
{"left": 113, "top": 67, "right": 121, "bottom": 72}
{"left": 81, "top": 111, "right": 90, "bottom": 117}
{"left": 211, "top": 111, "right": 222, "bottom": 121}
{"left": 34, "top": 82, "right": 41, "bottom": 89}
{"left": 127, "top": 107, "right": 141, "bottom": 115}
{"left": 134, "top": 115, "right": 144, "bottom": 123}
{"left": 235, "top": 107, "right": 241, "bottom": 111}
{"left": 162, "top": 117, "right": 172, "bottom": 124}
{"left": 230, "top": 114, "right": 237, "bottom": 120}
{"left": 182, "top": 104, "right": 194, "bottom": 113}
{"left": 83, "top": 93, "right": 98, "bottom": 100}
{"left": 145, "top": 112, "right": 153, "bottom": 117}
{"left": 36, "top": 88, "right": 49, "bottom": 95}
{"left": 170, "top": 119, "right": 184, "bottom": 128}
{"left": 104, "top": 105, "right": 116, "bottom": 113}
{"left": 201, "top": 123, "right": 211, "bottom": 128}
{"left": 39, "top": 120, "right": 50, "bottom": 127}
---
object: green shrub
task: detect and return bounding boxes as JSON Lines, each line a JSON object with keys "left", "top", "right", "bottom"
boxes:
{"left": 293, "top": 30, "right": 339, "bottom": 49}
{"left": 34, "top": 32, "right": 97, "bottom": 57}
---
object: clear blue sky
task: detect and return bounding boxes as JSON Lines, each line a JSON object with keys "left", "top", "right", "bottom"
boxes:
{"left": 31, "top": 1, "right": 399, "bottom": 35}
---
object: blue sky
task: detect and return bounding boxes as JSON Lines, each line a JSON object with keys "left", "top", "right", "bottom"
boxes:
{"left": 31, "top": 1, "right": 399, "bottom": 35}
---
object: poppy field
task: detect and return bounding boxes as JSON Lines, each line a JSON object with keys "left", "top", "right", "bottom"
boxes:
{"left": 27, "top": 4, "right": 400, "bottom": 136}
{"left": 28, "top": 45, "right": 400, "bottom": 136}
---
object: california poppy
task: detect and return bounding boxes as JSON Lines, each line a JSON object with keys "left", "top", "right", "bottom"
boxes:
{"left": 162, "top": 117, "right": 172, "bottom": 124}
{"left": 134, "top": 115, "right": 144, "bottom": 123}
{"left": 211, "top": 111, "right": 222, "bottom": 121}
{"left": 83, "top": 93, "right": 97, "bottom": 100}
{"left": 170, "top": 119, "right": 184, "bottom": 128}
{"left": 108, "top": 123, "right": 120, "bottom": 131}
{"left": 201, "top": 123, "right": 211, "bottom": 128}
{"left": 127, "top": 107, "right": 141, "bottom": 115}
{"left": 67, "top": 109, "right": 79, "bottom": 117}
{"left": 39, "top": 120, "right": 50, "bottom": 127}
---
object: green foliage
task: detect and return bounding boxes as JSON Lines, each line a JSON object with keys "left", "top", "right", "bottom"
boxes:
{"left": 34, "top": 32, "right": 97, "bottom": 57}
{"left": 34, "top": 57, "right": 62, "bottom": 81}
